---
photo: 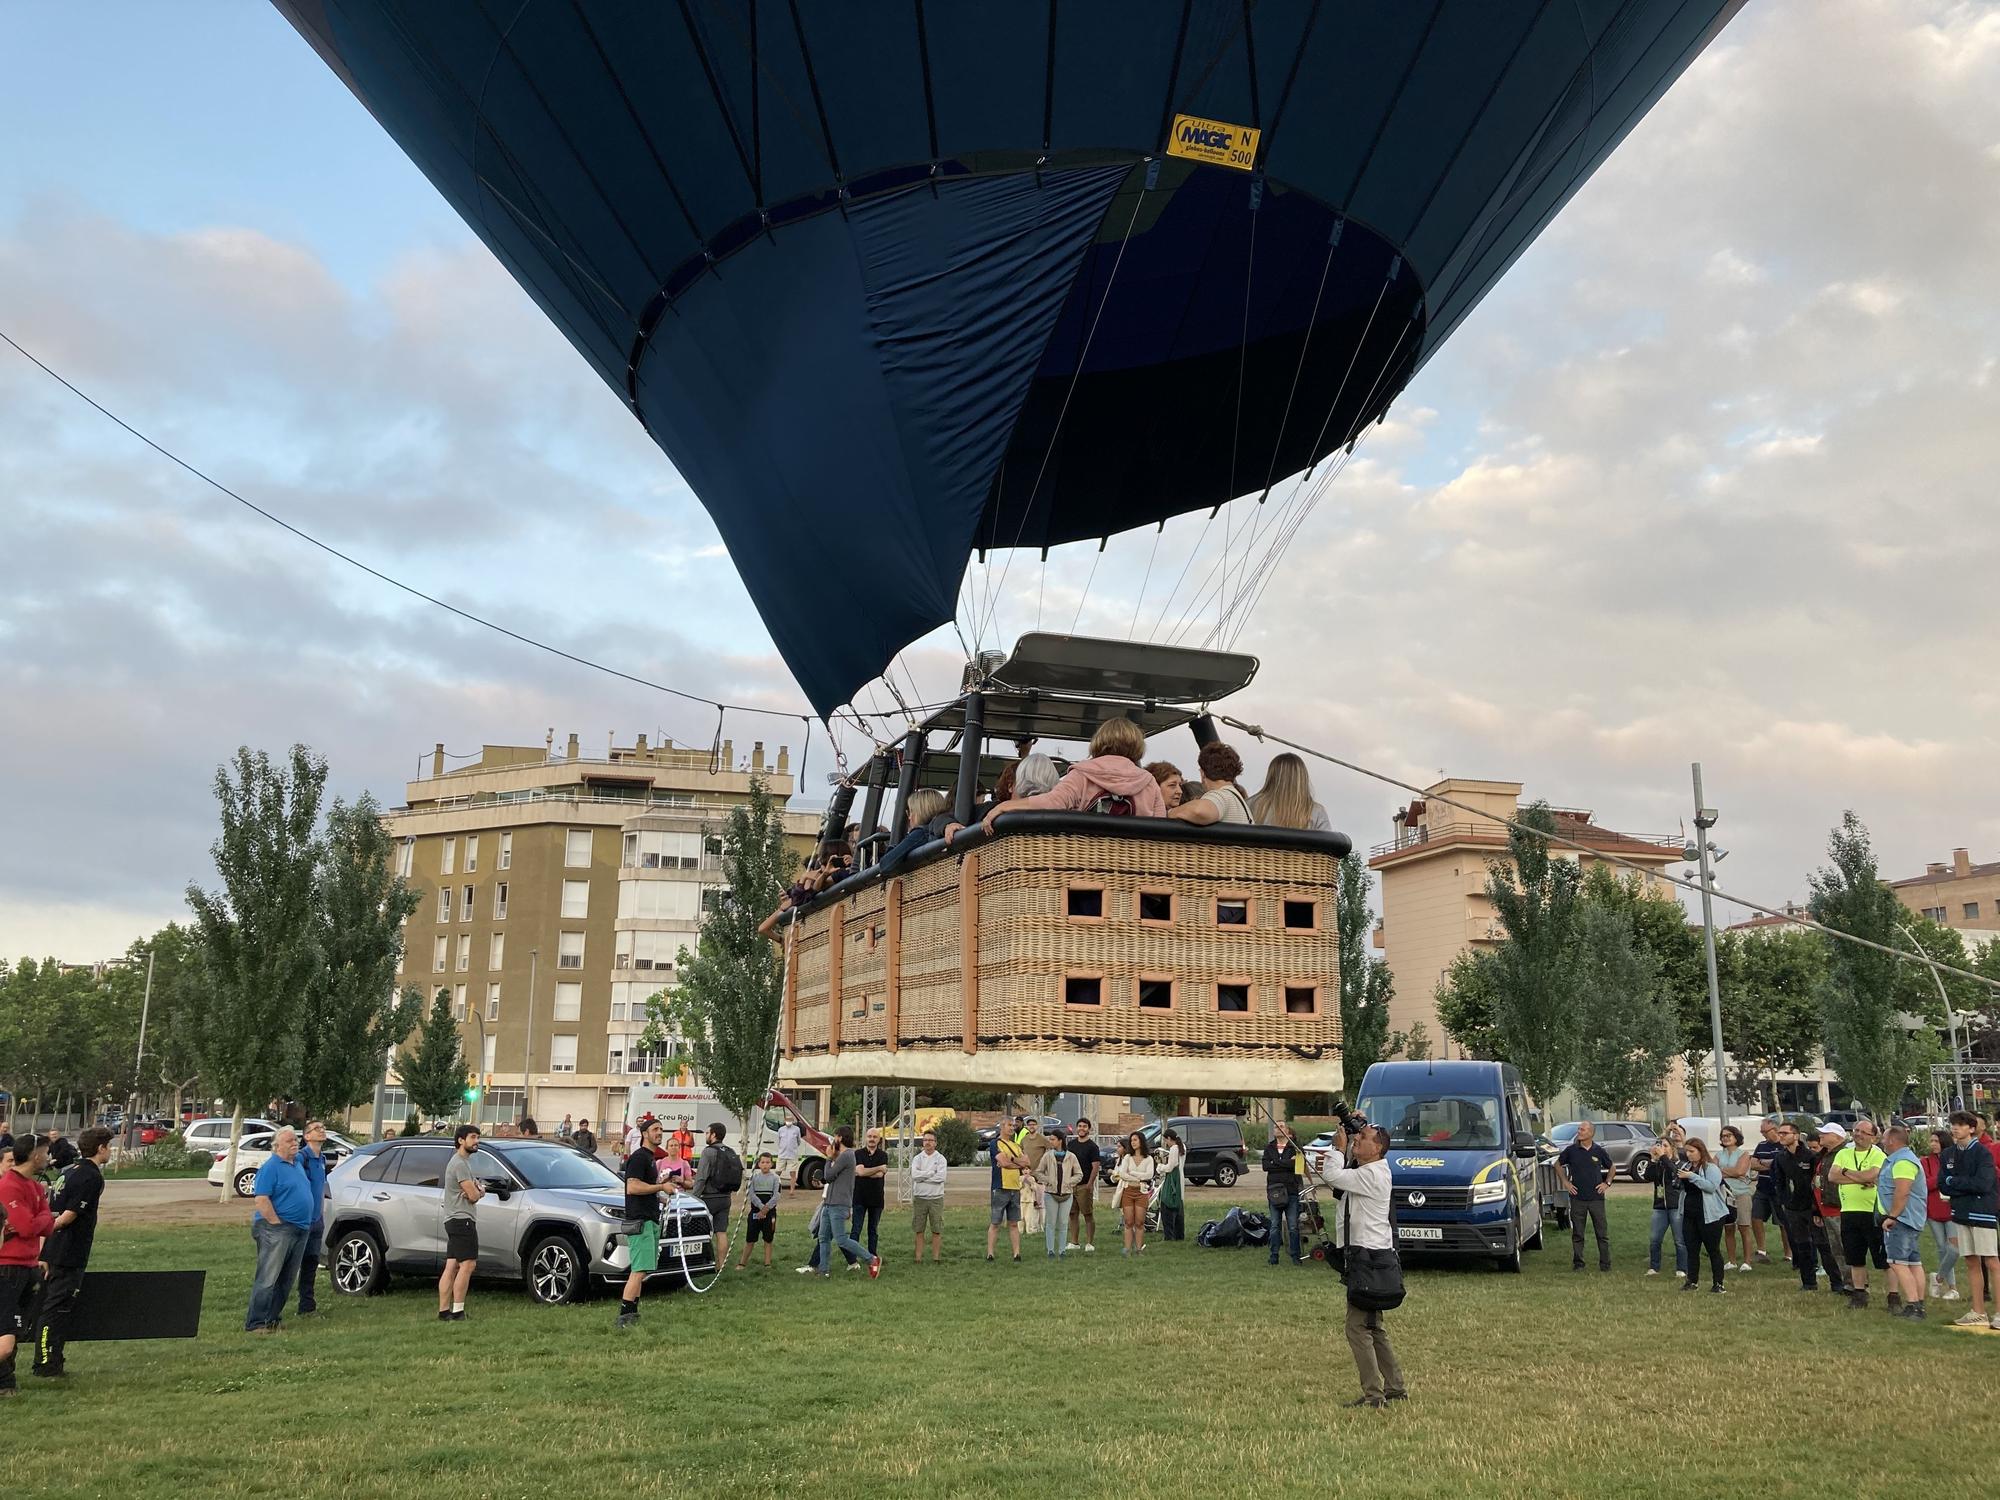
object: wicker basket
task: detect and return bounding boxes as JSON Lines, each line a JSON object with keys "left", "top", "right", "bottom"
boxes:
{"left": 782, "top": 826, "right": 1344, "bottom": 1095}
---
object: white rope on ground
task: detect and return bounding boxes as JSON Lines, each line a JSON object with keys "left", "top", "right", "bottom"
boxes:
{"left": 1217, "top": 713, "right": 2000, "bottom": 995}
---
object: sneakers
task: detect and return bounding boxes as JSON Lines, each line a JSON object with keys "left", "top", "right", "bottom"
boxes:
{"left": 795, "top": 1265, "right": 814, "bottom": 1275}
{"left": 1384, "top": 1391, "right": 1408, "bottom": 1402}
{"left": 868, "top": 1257, "right": 882, "bottom": 1280}
{"left": 1083, "top": 1244, "right": 1096, "bottom": 1254}
{"left": 1952, "top": 1311, "right": 1986, "bottom": 1327}
{"left": 1898, "top": 1303, "right": 1926, "bottom": 1321}
{"left": 1674, "top": 1270, "right": 1687, "bottom": 1279}
{"left": 1738, "top": 1261, "right": 1753, "bottom": 1273}
{"left": 1710, "top": 1285, "right": 1726, "bottom": 1294}
{"left": 1344, "top": 1396, "right": 1386, "bottom": 1410}
{"left": 1990, "top": 1314, "right": 2000, "bottom": 1331}
{"left": 1941, "top": 1287, "right": 1961, "bottom": 1301}
{"left": 615, "top": 1303, "right": 639, "bottom": 1330}
{"left": 848, "top": 1262, "right": 864, "bottom": 1272}
{"left": 1064, "top": 1242, "right": 1080, "bottom": 1252}
{"left": 1754, "top": 1250, "right": 1771, "bottom": 1263}
{"left": 1928, "top": 1274, "right": 1942, "bottom": 1299}
{"left": 1645, "top": 1269, "right": 1659, "bottom": 1277}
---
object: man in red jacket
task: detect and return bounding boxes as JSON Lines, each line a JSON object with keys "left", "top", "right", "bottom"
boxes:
{"left": 0, "top": 1135, "right": 55, "bottom": 1397}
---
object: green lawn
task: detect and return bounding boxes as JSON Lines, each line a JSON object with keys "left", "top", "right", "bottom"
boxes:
{"left": 27, "top": 1197, "right": 1995, "bottom": 1498}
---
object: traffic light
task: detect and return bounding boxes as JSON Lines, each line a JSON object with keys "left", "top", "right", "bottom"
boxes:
{"left": 464, "top": 1079, "right": 481, "bottom": 1105}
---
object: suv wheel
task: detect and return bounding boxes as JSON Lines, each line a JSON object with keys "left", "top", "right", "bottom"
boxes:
{"left": 1627, "top": 1154, "right": 1653, "bottom": 1183}
{"left": 1213, "top": 1159, "right": 1239, "bottom": 1189}
{"left": 331, "top": 1228, "right": 386, "bottom": 1296}
{"left": 232, "top": 1166, "right": 259, "bottom": 1198}
{"left": 526, "top": 1232, "right": 585, "bottom": 1305}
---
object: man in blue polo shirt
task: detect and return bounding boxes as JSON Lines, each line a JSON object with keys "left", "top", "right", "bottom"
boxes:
{"left": 245, "top": 1127, "right": 314, "bottom": 1333}
{"left": 294, "top": 1121, "right": 331, "bottom": 1316}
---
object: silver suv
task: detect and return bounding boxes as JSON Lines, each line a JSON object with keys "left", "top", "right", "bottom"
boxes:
{"left": 1546, "top": 1120, "right": 1661, "bottom": 1181}
{"left": 324, "top": 1136, "right": 715, "bottom": 1304}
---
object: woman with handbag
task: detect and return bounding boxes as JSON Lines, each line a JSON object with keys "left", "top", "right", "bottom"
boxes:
{"left": 1677, "top": 1138, "right": 1731, "bottom": 1293}
{"left": 1112, "top": 1133, "right": 1157, "bottom": 1256}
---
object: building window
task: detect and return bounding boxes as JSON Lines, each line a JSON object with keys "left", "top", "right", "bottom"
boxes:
{"left": 621, "top": 932, "right": 680, "bottom": 972}
{"left": 437, "top": 886, "right": 452, "bottom": 923}
{"left": 1965, "top": 902, "right": 1981, "bottom": 920}
{"left": 465, "top": 836, "right": 479, "bottom": 873}
{"left": 1284, "top": 985, "right": 1318, "bottom": 1016}
{"left": 493, "top": 883, "right": 508, "bottom": 920}
{"left": 1215, "top": 896, "right": 1251, "bottom": 928}
{"left": 616, "top": 881, "right": 702, "bottom": 922}
{"left": 442, "top": 838, "right": 456, "bottom": 876}
{"left": 397, "top": 839, "right": 414, "bottom": 879}
{"left": 481, "top": 1034, "right": 497, "bottom": 1074}
{"left": 432, "top": 935, "right": 447, "bottom": 973}
{"left": 1138, "top": 891, "right": 1174, "bottom": 924}
{"left": 623, "top": 829, "right": 703, "bottom": 869}
{"left": 1065, "top": 886, "right": 1105, "bottom": 921}
{"left": 462, "top": 885, "right": 474, "bottom": 922}
{"left": 1922, "top": 906, "right": 1947, "bottom": 921}
{"left": 1138, "top": 976, "right": 1174, "bottom": 1011}
{"left": 553, "top": 982, "right": 582, "bottom": 1021}
{"left": 499, "top": 832, "right": 512, "bottom": 870}
{"left": 489, "top": 933, "right": 504, "bottom": 969}
{"left": 549, "top": 1034, "right": 578, "bottom": 1073}
{"left": 1282, "top": 899, "right": 1317, "bottom": 931}
{"left": 565, "top": 829, "right": 593, "bottom": 868}
{"left": 1216, "top": 981, "right": 1251, "bottom": 1013}
{"left": 452, "top": 984, "right": 467, "bottom": 1020}
{"left": 378, "top": 1087, "right": 408, "bottom": 1125}
{"left": 486, "top": 982, "right": 501, "bottom": 1021}
{"left": 561, "top": 879, "right": 590, "bottom": 919}
{"left": 1063, "top": 973, "right": 1103, "bottom": 1006}
{"left": 558, "top": 932, "right": 585, "bottom": 970}
{"left": 456, "top": 934, "right": 471, "bottom": 972}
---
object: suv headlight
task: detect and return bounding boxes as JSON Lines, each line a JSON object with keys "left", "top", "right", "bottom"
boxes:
{"left": 1471, "top": 1180, "right": 1509, "bottom": 1204}
{"left": 591, "top": 1204, "right": 628, "bottom": 1223}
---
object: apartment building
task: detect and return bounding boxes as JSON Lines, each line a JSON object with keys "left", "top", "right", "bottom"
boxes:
{"left": 1368, "top": 778, "right": 1684, "bottom": 1055}
{"left": 1890, "top": 848, "right": 2000, "bottom": 934}
{"left": 373, "top": 731, "right": 819, "bottom": 1134}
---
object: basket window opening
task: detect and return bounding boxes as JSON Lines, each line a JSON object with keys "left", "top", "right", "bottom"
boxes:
{"left": 1216, "top": 898, "right": 1249, "bottom": 927}
{"left": 1138, "top": 977, "right": 1174, "bottom": 1011}
{"left": 1066, "top": 886, "right": 1105, "bottom": 920}
{"left": 1064, "top": 974, "right": 1103, "bottom": 1007}
{"left": 1283, "top": 900, "right": 1316, "bottom": 930}
{"left": 1217, "top": 982, "right": 1250, "bottom": 1013}
{"left": 1139, "top": 890, "right": 1173, "bottom": 923}
{"left": 1284, "top": 985, "right": 1317, "bottom": 1015}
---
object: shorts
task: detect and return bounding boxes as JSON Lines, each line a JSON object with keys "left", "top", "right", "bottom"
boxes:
{"left": 745, "top": 1211, "right": 776, "bottom": 1244}
{"left": 912, "top": 1197, "right": 945, "bottom": 1236}
{"left": 444, "top": 1217, "right": 479, "bottom": 1264}
{"left": 989, "top": 1188, "right": 1021, "bottom": 1225}
{"left": 701, "top": 1196, "right": 732, "bottom": 1230}
{"left": 1883, "top": 1221, "right": 1922, "bottom": 1265}
{"left": 1839, "top": 1212, "right": 1881, "bottom": 1268}
{"left": 1730, "top": 1195, "right": 1753, "bottom": 1226}
{"left": 626, "top": 1219, "right": 661, "bottom": 1273}
{"left": 1962, "top": 1223, "right": 1999, "bottom": 1258}
{"left": 1751, "top": 1189, "right": 1775, "bottom": 1222}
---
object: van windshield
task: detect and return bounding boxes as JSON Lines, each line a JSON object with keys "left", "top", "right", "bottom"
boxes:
{"left": 1356, "top": 1092, "right": 1502, "bottom": 1150}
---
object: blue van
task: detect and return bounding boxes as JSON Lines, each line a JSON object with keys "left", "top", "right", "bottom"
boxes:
{"left": 1351, "top": 1059, "right": 1551, "bottom": 1273}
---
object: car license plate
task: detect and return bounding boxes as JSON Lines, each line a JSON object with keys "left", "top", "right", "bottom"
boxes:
{"left": 1398, "top": 1226, "right": 1443, "bottom": 1241}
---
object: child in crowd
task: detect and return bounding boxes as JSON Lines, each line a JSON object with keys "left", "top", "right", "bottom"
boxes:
{"left": 737, "top": 1153, "right": 781, "bottom": 1270}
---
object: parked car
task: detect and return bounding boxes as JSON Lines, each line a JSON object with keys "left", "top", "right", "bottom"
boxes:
{"left": 1545, "top": 1120, "right": 1660, "bottom": 1181}
{"left": 209, "top": 1129, "right": 359, "bottom": 1197}
{"left": 1136, "top": 1116, "right": 1247, "bottom": 1188}
{"left": 322, "top": 1136, "right": 715, "bottom": 1304}
{"left": 137, "top": 1119, "right": 173, "bottom": 1146}
{"left": 184, "top": 1117, "right": 278, "bottom": 1157}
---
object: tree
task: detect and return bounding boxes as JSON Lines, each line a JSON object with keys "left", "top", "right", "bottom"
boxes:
{"left": 1435, "top": 950, "right": 1501, "bottom": 1059}
{"left": 397, "top": 988, "right": 469, "bottom": 1127}
{"left": 1807, "top": 812, "right": 1941, "bottom": 1114}
{"left": 1579, "top": 864, "right": 1710, "bottom": 1054}
{"left": 1334, "top": 853, "right": 1394, "bottom": 1074}
{"left": 295, "top": 794, "right": 421, "bottom": 1117}
{"left": 132, "top": 924, "right": 208, "bottom": 1118}
{"left": 1569, "top": 903, "right": 1679, "bottom": 1117}
{"left": 1385, "top": 1020, "right": 1433, "bottom": 1062}
{"left": 1721, "top": 927, "right": 1827, "bottom": 1111}
{"left": 647, "top": 777, "right": 797, "bottom": 1137}
{"left": 185, "top": 745, "right": 328, "bottom": 1199}
{"left": 1484, "top": 802, "right": 1587, "bottom": 1106}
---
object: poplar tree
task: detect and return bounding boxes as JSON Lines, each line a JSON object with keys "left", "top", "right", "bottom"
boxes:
{"left": 1335, "top": 852, "right": 1395, "bottom": 1075}
{"left": 1485, "top": 802, "right": 1587, "bottom": 1107}
{"left": 397, "top": 987, "right": 469, "bottom": 1128}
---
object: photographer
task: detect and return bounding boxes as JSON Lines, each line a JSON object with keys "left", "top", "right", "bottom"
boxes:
{"left": 1316, "top": 1115, "right": 1405, "bottom": 1409}
{"left": 1262, "top": 1122, "right": 1305, "bottom": 1267}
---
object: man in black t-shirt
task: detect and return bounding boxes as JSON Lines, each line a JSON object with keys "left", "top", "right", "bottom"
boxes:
{"left": 1066, "top": 1121, "right": 1101, "bottom": 1253}
{"left": 848, "top": 1127, "right": 890, "bottom": 1264}
{"left": 1555, "top": 1122, "right": 1614, "bottom": 1271}
{"left": 616, "top": 1119, "right": 672, "bottom": 1330}
{"left": 31, "top": 1126, "right": 110, "bottom": 1377}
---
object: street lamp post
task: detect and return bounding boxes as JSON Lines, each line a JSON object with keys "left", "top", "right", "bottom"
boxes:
{"left": 123, "top": 947, "right": 157, "bottom": 1151}
{"left": 1898, "top": 921, "right": 1967, "bottom": 1111}
{"left": 1691, "top": 764, "right": 1730, "bottom": 1126}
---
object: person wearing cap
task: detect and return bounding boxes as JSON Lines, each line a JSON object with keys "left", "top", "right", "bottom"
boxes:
{"left": 1829, "top": 1117, "right": 1889, "bottom": 1310}
{"left": 1810, "top": 1122, "right": 1853, "bottom": 1297}
{"left": 1875, "top": 1123, "right": 1928, "bottom": 1320}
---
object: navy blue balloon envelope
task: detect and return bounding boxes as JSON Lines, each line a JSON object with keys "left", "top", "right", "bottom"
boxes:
{"left": 275, "top": 1, "right": 1743, "bottom": 716}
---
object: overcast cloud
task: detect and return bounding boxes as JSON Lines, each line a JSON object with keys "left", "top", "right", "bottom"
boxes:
{"left": 3, "top": 0, "right": 1996, "bottom": 958}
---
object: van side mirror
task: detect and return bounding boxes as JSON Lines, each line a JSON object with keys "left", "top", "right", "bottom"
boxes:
{"left": 1512, "top": 1131, "right": 1536, "bottom": 1155}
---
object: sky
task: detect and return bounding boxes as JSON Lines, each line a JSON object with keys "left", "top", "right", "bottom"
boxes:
{"left": 2, "top": 0, "right": 1997, "bottom": 961}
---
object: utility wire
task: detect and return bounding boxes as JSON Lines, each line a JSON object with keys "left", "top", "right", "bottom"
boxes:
{"left": 1219, "top": 714, "right": 2000, "bottom": 996}
{"left": 0, "top": 325, "right": 843, "bottom": 726}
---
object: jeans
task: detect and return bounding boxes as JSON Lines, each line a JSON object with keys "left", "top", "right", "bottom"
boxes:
{"left": 30, "top": 1261, "right": 86, "bottom": 1374}
{"left": 1648, "top": 1206, "right": 1688, "bottom": 1273}
{"left": 1815, "top": 1212, "right": 1850, "bottom": 1291}
{"left": 1570, "top": 1197, "right": 1609, "bottom": 1267}
{"left": 1928, "top": 1219, "right": 1960, "bottom": 1286}
{"left": 246, "top": 1219, "right": 308, "bottom": 1330}
{"left": 844, "top": 1201, "right": 882, "bottom": 1264}
{"left": 1045, "top": 1196, "right": 1072, "bottom": 1254}
{"left": 1685, "top": 1207, "right": 1725, "bottom": 1289}
{"left": 817, "top": 1206, "right": 871, "bottom": 1274}
{"left": 1268, "top": 1189, "right": 1301, "bottom": 1263}
{"left": 297, "top": 1222, "right": 323, "bottom": 1314}
{"left": 1344, "top": 1302, "right": 1405, "bottom": 1401}
{"left": 1782, "top": 1207, "right": 1820, "bottom": 1288}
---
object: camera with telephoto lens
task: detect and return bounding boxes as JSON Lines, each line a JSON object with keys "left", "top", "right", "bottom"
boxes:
{"left": 1329, "top": 1099, "right": 1367, "bottom": 1137}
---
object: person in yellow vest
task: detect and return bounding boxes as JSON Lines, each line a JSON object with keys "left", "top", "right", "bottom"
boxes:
{"left": 1829, "top": 1117, "right": 1889, "bottom": 1310}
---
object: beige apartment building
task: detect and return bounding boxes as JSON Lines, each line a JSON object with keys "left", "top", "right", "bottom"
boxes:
{"left": 1890, "top": 848, "right": 2000, "bottom": 934}
{"left": 372, "top": 731, "right": 818, "bottom": 1135}
{"left": 1368, "top": 778, "right": 1684, "bottom": 1055}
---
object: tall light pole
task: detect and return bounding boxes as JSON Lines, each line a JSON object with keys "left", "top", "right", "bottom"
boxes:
{"left": 1691, "top": 764, "right": 1730, "bottom": 1125}
{"left": 123, "top": 947, "right": 157, "bottom": 1150}
{"left": 1898, "top": 921, "right": 1966, "bottom": 1110}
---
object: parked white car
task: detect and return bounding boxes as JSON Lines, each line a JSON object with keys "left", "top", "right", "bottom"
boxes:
{"left": 209, "top": 1129, "right": 359, "bottom": 1197}
{"left": 184, "top": 1117, "right": 278, "bottom": 1156}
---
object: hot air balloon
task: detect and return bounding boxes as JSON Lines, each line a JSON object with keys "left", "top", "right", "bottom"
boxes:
{"left": 272, "top": 1, "right": 1742, "bottom": 1098}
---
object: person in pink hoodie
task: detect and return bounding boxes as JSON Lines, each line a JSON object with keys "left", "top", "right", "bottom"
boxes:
{"left": 977, "top": 717, "right": 1168, "bottom": 832}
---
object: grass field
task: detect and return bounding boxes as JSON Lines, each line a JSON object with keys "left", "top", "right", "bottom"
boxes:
{"left": 25, "top": 1196, "right": 1996, "bottom": 1498}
